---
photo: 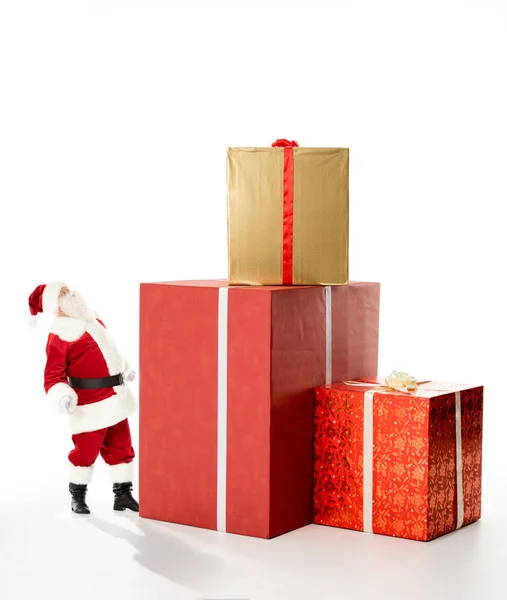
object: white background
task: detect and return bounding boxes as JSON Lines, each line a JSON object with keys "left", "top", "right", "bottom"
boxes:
{"left": 1, "top": 1, "right": 506, "bottom": 599}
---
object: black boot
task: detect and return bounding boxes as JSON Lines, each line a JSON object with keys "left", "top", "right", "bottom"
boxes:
{"left": 113, "top": 482, "right": 139, "bottom": 512}
{"left": 69, "top": 483, "right": 91, "bottom": 515}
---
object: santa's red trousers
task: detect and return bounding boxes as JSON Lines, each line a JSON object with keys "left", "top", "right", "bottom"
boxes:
{"left": 69, "top": 419, "right": 135, "bottom": 468}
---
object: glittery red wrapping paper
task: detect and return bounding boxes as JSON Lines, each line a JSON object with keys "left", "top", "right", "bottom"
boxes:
{"left": 313, "top": 381, "right": 483, "bottom": 541}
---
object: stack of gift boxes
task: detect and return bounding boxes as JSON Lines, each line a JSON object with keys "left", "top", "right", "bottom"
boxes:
{"left": 139, "top": 140, "right": 483, "bottom": 542}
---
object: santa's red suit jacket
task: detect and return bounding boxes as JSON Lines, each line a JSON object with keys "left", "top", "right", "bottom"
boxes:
{"left": 44, "top": 315, "right": 137, "bottom": 435}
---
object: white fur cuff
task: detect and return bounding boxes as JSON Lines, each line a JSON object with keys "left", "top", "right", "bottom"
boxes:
{"left": 69, "top": 464, "right": 95, "bottom": 485}
{"left": 47, "top": 382, "right": 78, "bottom": 412}
{"left": 109, "top": 461, "right": 134, "bottom": 484}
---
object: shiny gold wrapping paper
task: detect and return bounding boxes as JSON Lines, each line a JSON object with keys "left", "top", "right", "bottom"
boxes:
{"left": 227, "top": 146, "right": 349, "bottom": 286}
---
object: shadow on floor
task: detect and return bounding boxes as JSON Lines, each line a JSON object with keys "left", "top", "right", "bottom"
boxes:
{"left": 87, "top": 514, "right": 238, "bottom": 597}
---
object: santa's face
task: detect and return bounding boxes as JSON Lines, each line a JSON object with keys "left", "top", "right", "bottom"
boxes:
{"left": 58, "top": 287, "right": 93, "bottom": 320}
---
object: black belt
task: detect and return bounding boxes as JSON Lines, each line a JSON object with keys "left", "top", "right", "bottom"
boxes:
{"left": 68, "top": 374, "right": 124, "bottom": 389}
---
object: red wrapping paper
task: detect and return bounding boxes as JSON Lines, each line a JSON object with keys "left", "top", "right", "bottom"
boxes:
{"left": 139, "top": 281, "right": 380, "bottom": 538}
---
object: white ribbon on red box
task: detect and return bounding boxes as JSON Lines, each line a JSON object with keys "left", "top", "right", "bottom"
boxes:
{"left": 217, "top": 287, "right": 229, "bottom": 533}
{"left": 346, "top": 372, "right": 464, "bottom": 534}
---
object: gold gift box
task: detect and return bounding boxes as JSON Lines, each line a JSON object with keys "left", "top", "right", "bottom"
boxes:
{"left": 227, "top": 146, "right": 349, "bottom": 286}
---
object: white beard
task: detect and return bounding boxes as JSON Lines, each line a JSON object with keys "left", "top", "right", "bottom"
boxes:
{"left": 59, "top": 291, "right": 94, "bottom": 321}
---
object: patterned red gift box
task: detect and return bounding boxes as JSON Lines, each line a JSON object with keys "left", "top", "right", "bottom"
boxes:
{"left": 139, "top": 280, "right": 380, "bottom": 538}
{"left": 313, "top": 378, "right": 483, "bottom": 541}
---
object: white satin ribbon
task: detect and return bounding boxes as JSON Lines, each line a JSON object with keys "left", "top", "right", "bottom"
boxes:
{"left": 455, "top": 391, "right": 464, "bottom": 530}
{"left": 363, "top": 390, "right": 374, "bottom": 534}
{"left": 217, "top": 287, "right": 228, "bottom": 532}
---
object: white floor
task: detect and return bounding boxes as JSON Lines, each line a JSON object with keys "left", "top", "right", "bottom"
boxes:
{"left": 1, "top": 445, "right": 506, "bottom": 600}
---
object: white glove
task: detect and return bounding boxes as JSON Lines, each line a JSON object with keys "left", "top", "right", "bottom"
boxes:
{"left": 59, "top": 395, "right": 77, "bottom": 415}
{"left": 122, "top": 357, "right": 136, "bottom": 383}
{"left": 124, "top": 370, "right": 136, "bottom": 383}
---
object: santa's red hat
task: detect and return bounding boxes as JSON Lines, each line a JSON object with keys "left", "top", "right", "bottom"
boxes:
{"left": 28, "top": 282, "right": 67, "bottom": 326}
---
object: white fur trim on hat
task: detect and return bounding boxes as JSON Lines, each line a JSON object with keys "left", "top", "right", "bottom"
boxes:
{"left": 42, "top": 281, "right": 67, "bottom": 316}
{"left": 108, "top": 461, "right": 134, "bottom": 484}
{"left": 69, "top": 464, "right": 95, "bottom": 485}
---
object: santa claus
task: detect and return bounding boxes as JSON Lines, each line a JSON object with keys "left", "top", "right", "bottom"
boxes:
{"left": 29, "top": 281, "right": 139, "bottom": 515}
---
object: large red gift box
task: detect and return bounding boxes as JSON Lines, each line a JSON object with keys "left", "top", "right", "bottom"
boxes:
{"left": 313, "top": 378, "right": 483, "bottom": 541}
{"left": 139, "top": 280, "right": 380, "bottom": 538}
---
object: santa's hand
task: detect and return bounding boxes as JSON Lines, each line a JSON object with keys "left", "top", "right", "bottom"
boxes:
{"left": 59, "top": 395, "right": 77, "bottom": 415}
{"left": 124, "top": 370, "right": 136, "bottom": 383}
{"left": 122, "top": 357, "right": 136, "bottom": 383}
